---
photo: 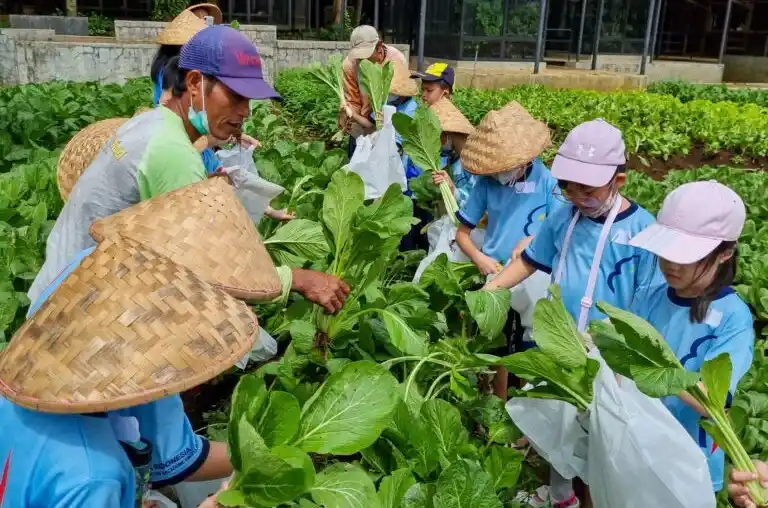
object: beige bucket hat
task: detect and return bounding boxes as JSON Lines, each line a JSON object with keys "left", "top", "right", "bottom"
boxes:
{"left": 389, "top": 61, "right": 419, "bottom": 97}
{"left": 430, "top": 98, "right": 474, "bottom": 136}
{"left": 57, "top": 118, "right": 129, "bottom": 202}
{"left": 461, "top": 101, "right": 551, "bottom": 176}
{"left": 0, "top": 235, "right": 259, "bottom": 413}
{"left": 90, "top": 177, "right": 282, "bottom": 301}
{"left": 156, "top": 9, "right": 209, "bottom": 46}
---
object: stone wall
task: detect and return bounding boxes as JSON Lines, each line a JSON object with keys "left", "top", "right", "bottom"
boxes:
{"left": 9, "top": 15, "right": 88, "bottom": 36}
{"left": 722, "top": 55, "right": 768, "bottom": 83}
{"left": 566, "top": 55, "right": 724, "bottom": 83}
{"left": 275, "top": 40, "right": 410, "bottom": 72}
{"left": 0, "top": 25, "right": 409, "bottom": 87}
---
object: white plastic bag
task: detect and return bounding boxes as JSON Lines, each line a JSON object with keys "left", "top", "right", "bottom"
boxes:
{"left": 506, "top": 396, "right": 589, "bottom": 481}
{"left": 235, "top": 327, "right": 278, "bottom": 370}
{"left": 346, "top": 104, "right": 407, "bottom": 200}
{"left": 216, "top": 146, "right": 285, "bottom": 224}
{"left": 508, "top": 270, "right": 549, "bottom": 338}
{"left": 413, "top": 215, "right": 485, "bottom": 282}
{"left": 587, "top": 356, "right": 715, "bottom": 508}
{"left": 144, "top": 490, "right": 178, "bottom": 508}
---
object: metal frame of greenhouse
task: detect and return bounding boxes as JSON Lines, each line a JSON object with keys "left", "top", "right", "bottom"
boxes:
{"left": 6, "top": 0, "right": 768, "bottom": 76}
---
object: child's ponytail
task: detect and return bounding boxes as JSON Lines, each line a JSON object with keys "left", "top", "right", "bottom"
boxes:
{"left": 690, "top": 241, "right": 738, "bottom": 323}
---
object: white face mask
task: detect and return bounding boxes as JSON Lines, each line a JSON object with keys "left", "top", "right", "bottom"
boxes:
{"left": 580, "top": 186, "right": 619, "bottom": 218}
{"left": 494, "top": 168, "right": 525, "bottom": 186}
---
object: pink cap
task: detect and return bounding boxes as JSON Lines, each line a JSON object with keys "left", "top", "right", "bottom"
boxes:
{"left": 551, "top": 119, "right": 626, "bottom": 187}
{"left": 629, "top": 181, "right": 746, "bottom": 264}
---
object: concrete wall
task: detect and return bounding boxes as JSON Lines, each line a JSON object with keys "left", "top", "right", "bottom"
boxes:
{"left": 567, "top": 55, "right": 724, "bottom": 84}
{"left": 0, "top": 24, "right": 409, "bottom": 86}
{"left": 9, "top": 14, "right": 88, "bottom": 36}
{"left": 722, "top": 55, "right": 768, "bottom": 83}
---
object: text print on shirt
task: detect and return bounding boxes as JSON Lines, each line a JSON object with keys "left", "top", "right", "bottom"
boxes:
{"left": 0, "top": 452, "right": 10, "bottom": 507}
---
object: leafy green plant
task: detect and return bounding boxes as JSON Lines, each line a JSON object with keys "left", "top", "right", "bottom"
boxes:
{"left": 500, "top": 286, "right": 598, "bottom": 411}
{"left": 151, "top": 0, "right": 189, "bottom": 21}
{"left": 84, "top": 12, "right": 114, "bottom": 36}
{"left": 219, "top": 362, "right": 400, "bottom": 506}
{"left": 359, "top": 61, "right": 394, "bottom": 129}
{"left": 590, "top": 302, "right": 768, "bottom": 506}
{"left": 393, "top": 107, "right": 459, "bottom": 226}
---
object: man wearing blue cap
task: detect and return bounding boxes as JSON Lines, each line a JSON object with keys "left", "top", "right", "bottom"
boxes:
{"left": 30, "top": 25, "right": 350, "bottom": 318}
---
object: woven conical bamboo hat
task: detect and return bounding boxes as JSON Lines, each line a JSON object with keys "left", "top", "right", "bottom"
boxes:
{"left": 461, "top": 101, "right": 551, "bottom": 176}
{"left": 0, "top": 235, "right": 259, "bottom": 413}
{"left": 57, "top": 118, "right": 129, "bottom": 202}
{"left": 90, "top": 177, "right": 281, "bottom": 301}
{"left": 430, "top": 98, "right": 474, "bottom": 136}
{"left": 184, "top": 2, "right": 223, "bottom": 24}
{"left": 156, "top": 9, "right": 209, "bottom": 45}
{"left": 389, "top": 61, "right": 419, "bottom": 97}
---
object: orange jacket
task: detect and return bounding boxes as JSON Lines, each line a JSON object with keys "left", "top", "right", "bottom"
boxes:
{"left": 340, "top": 45, "right": 407, "bottom": 130}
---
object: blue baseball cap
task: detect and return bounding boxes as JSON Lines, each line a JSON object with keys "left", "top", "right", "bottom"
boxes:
{"left": 179, "top": 25, "right": 280, "bottom": 100}
{"left": 411, "top": 62, "right": 455, "bottom": 88}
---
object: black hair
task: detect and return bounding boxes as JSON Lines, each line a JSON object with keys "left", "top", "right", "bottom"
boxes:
{"left": 689, "top": 241, "right": 738, "bottom": 323}
{"left": 557, "top": 163, "right": 627, "bottom": 190}
{"left": 164, "top": 56, "right": 216, "bottom": 98}
{"left": 150, "top": 45, "right": 181, "bottom": 85}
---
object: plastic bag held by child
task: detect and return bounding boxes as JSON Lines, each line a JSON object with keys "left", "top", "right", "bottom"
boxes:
{"left": 587, "top": 355, "right": 715, "bottom": 508}
{"left": 216, "top": 145, "right": 285, "bottom": 224}
{"left": 413, "top": 215, "right": 485, "bottom": 282}
{"left": 346, "top": 104, "right": 407, "bottom": 200}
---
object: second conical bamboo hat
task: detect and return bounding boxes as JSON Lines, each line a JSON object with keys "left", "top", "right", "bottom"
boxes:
{"left": 57, "top": 118, "right": 129, "bottom": 202}
{"left": 90, "top": 177, "right": 281, "bottom": 301}
{"left": 156, "top": 9, "right": 209, "bottom": 45}
{"left": 389, "top": 61, "right": 419, "bottom": 97}
{"left": 0, "top": 235, "right": 259, "bottom": 414}
{"left": 184, "top": 2, "right": 223, "bottom": 24}
{"left": 429, "top": 98, "right": 474, "bottom": 136}
{"left": 461, "top": 101, "right": 551, "bottom": 175}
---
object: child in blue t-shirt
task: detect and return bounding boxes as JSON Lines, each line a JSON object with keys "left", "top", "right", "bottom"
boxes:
{"left": 456, "top": 102, "right": 563, "bottom": 400}
{"left": 0, "top": 247, "right": 233, "bottom": 508}
{"left": 629, "top": 180, "right": 754, "bottom": 493}
{"left": 486, "top": 119, "right": 663, "bottom": 508}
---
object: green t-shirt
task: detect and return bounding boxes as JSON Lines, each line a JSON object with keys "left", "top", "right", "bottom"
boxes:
{"left": 137, "top": 107, "right": 207, "bottom": 200}
{"left": 30, "top": 106, "right": 291, "bottom": 305}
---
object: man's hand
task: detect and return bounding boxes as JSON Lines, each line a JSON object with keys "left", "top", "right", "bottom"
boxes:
{"left": 472, "top": 253, "right": 502, "bottom": 277}
{"left": 432, "top": 170, "right": 455, "bottom": 193}
{"left": 238, "top": 133, "right": 261, "bottom": 149}
{"left": 729, "top": 461, "right": 768, "bottom": 507}
{"left": 292, "top": 269, "right": 351, "bottom": 314}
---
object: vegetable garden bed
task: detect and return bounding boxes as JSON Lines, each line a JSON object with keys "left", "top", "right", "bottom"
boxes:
{"left": 1, "top": 73, "right": 767, "bottom": 507}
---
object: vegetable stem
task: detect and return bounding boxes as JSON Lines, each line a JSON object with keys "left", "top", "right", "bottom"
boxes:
{"left": 425, "top": 371, "right": 452, "bottom": 400}
{"left": 689, "top": 385, "right": 768, "bottom": 506}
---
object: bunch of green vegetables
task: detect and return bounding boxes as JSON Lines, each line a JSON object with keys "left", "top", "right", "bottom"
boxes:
{"left": 358, "top": 60, "right": 394, "bottom": 130}
{"left": 590, "top": 302, "right": 768, "bottom": 506}
{"left": 393, "top": 107, "right": 460, "bottom": 226}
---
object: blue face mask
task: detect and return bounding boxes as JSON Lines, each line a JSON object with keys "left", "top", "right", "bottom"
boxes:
{"left": 187, "top": 76, "right": 210, "bottom": 135}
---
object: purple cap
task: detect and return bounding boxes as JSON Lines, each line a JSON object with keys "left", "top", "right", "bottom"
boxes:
{"left": 551, "top": 119, "right": 626, "bottom": 187}
{"left": 630, "top": 181, "right": 745, "bottom": 264}
{"left": 179, "top": 25, "right": 280, "bottom": 100}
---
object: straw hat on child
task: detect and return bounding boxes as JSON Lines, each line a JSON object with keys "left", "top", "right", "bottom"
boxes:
{"left": 156, "top": 9, "right": 210, "bottom": 45}
{"left": 430, "top": 98, "right": 474, "bottom": 136}
{"left": 0, "top": 235, "right": 259, "bottom": 413}
{"left": 461, "top": 101, "right": 551, "bottom": 175}
{"left": 90, "top": 177, "right": 282, "bottom": 301}
{"left": 57, "top": 117, "right": 128, "bottom": 202}
{"left": 389, "top": 61, "right": 419, "bottom": 98}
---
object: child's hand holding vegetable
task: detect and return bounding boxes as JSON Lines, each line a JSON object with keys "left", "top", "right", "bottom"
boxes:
{"left": 730, "top": 462, "right": 768, "bottom": 507}
{"left": 432, "top": 170, "right": 455, "bottom": 194}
